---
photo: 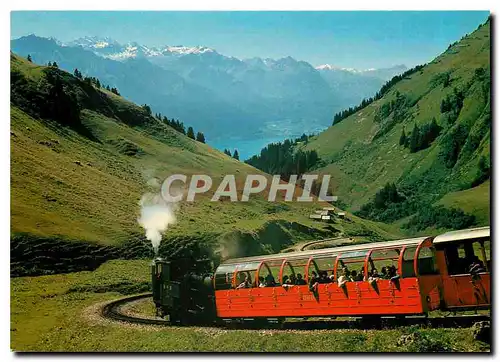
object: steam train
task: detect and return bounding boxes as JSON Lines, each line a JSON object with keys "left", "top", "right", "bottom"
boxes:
{"left": 151, "top": 226, "right": 490, "bottom": 325}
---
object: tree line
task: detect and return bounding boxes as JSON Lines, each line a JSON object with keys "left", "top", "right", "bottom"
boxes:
{"left": 399, "top": 117, "right": 442, "bottom": 153}
{"left": 30, "top": 54, "right": 123, "bottom": 97}
{"left": 331, "top": 64, "right": 425, "bottom": 126}
{"left": 142, "top": 106, "right": 206, "bottom": 143}
{"left": 223, "top": 149, "right": 239, "bottom": 160}
{"left": 355, "top": 182, "right": 476, "bottom": 231}
{"left": 440, "top": 87, "right": 464, "bottom": 125}
{"left": 245, "top": 134, "right": 319, "bottom": 180}
{"left": 355, "top": 183, "right": 405, "bottom": 221}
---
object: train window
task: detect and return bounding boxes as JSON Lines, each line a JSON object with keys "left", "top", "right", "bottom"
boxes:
{"left": 280, "top": 260, "right": 295, "bottom": 284}
{"left": 234, "top": 261, "right": 261, "bottom": 288}
{"left": 257, "top": 259, "right": 283, "bottom": 287}
{"left": 473, "top": 239, "right": 490, "bottom": 266}
{"left": 368, "top": 249, "right": 400, "bottom": 279}
{"left": 336, "top": 250, "right": 369, "bottom": 282}
{"left": 402, "top": 247, "right": 417, "bottom": 277}
{"left": 417, "top": 246, "right": 438, "bottom": 275}
{"left": 482, "top": 240, "right": 491, "bottom": 271}
{"left": 483, "top": 240, "right": 491, "bottom": 261}
{"left": 287, "top": 258, "right": 309, "bottom": 284}
{"left": 444, "top": 243, "right": 466, "bottom": 275}
{"left": 446, "top": 240, "right": 488, "bottom": 275}
{"left": 214, "top": 264, "right": 237, "bottom": 290}
{"left": 313, "top": 256, "right": 336, "bottom": 281}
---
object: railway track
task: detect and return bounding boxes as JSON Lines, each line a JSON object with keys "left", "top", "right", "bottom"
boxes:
{"left": 101, "top": 293, "right": 490, "bottom": 330}
{"left": 298, "top": 236, "right": 349, "bottom": 251}
{"left": 101, "top": 293, "right": 171, "bottom": 326}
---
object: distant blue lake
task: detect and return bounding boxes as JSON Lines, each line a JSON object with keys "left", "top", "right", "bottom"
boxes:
{"left": 209, "top": 119, "right": 329, "bottom": 160}
{"left": 210, "top": 135, "right": 296, "bottom": 161}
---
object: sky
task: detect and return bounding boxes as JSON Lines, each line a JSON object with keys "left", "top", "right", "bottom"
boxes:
{"left": 11, "top": 11, "right": 489, "bottom": 69}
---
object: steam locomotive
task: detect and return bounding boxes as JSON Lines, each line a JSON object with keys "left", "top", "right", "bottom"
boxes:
{"left": 152, "top": 227, "right": 490, "bottom": 325}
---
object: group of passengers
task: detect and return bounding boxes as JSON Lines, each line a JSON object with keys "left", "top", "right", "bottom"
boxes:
{"left": 338, "top": 265, "right": 398, "bottom": 285}
{"left": 236, "top": 272, "right": 309, "bottom": 289}
{"left": 235, "top": 264, "right": 400, "bottom": 289}
{"left": 311, "top": 265, "right": 400, "bottom": 288}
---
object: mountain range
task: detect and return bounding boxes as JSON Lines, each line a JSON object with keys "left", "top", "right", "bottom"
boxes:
{"left": 11, "top": 35, "right": 406, "bottom": 156}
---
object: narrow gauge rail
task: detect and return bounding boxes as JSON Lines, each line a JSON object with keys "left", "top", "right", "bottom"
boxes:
{"left": 101, "top": 293, "right": 170, "bottom": 326}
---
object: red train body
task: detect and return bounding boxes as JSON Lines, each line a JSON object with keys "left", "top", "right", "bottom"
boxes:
{"left": 152, "top": 227, "right": 490, "bottom": 324}
{"left": 213, "top": 227, "right": 490, "bottom": 319}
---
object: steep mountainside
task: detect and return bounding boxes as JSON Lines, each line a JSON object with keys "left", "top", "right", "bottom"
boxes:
{"left": 10, "top": 53, "right": 399, "bottom": 275}
{"left": 302, "top": 19, "right": 490, "bottom": 231}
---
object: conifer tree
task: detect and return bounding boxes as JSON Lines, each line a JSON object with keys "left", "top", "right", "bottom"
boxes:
{"left": 409, "top": 124, "right": 420, "bottom": 153}
{"left": 73, "top": 68, "right": 82, "bottom": 79}
{"left": 196, "top": 132, "right": 206, "bottom": 143}
{"left": 399, "top": 128, "right": 407, "bottom": 146}
{"left": 187, "top": 127, "right": 195, "bottom": 140}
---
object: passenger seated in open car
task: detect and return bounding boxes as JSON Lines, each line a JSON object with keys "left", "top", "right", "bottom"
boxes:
{"left": 337, "top": 267, "right": 352, "bottom": 287}
{"left": 469, "top": 256, "right": 485, "bottom": 274}
{"left": 295, "top": 273, "right": 307, "bottom": 285}
{"left": 265, "top": 273, "right": 276, "bottom": 287}
{"left": 318, "top": 270, "right": 330, "bottom": 284}
{"left": 236, "top": 275, "right": 251, "bottom": 289}
{"left": 367, "top": 268, "right": 380, "bottom": 282}
{"left": 351, "top": 270, "right": 363, "bottom": 282}
{"left": 387, "top": 265, "right": 398, "bottom": 279}
{"left": 380, "top": 267, "right": 388, "bottom": 279}
{"left": 258, "top": 276, "right": 265, "bottom": 288}
{"left": 309, "top": 271, "right": 319, "bottom": 289}
{"left": 282, "top": 275, "right": 295, "bottom": 288}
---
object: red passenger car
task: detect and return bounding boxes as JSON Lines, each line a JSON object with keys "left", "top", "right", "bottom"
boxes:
{"left": 213, "top": 227, "right": 490, "bottom": 319}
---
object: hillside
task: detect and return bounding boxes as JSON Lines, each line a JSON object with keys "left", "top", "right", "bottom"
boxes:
{"left": 301, "top": 19, "right": 490, "bottom": 231}
{"left": 10, "top": 53, "right": 399, "bottom": 276}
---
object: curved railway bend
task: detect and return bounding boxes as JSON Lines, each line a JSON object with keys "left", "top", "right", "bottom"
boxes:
{"left": 101, "top": 293, "right": 490, "bottom": 330}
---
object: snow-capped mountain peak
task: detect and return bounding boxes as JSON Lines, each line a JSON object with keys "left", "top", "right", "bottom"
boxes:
{"left": 65, "top": 37, "right": 216, "bottom": 60}
{"left": 67, "top": 36, "right": 120, "bottom": 48}
{"left": 315, "top": 64, "right": 336, "bottom": 70}
{"left": 316, "top": 63, "right": 407, "bottom": 80}
{"left": 162, "top": 45, "right": 214, "bottom": 55}
{"left": 316, "top": 64, "right": 364, "bottom": 73}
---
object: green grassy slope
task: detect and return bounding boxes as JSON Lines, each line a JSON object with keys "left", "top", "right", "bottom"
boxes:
{"left": 302, "top": 19, "right": 490, "bottom": 225}
{"left": 10, "top": 53, "right": 400, "bottom": 274}
{"left": 437, "top": 180, "right": 490, "bottom": 225}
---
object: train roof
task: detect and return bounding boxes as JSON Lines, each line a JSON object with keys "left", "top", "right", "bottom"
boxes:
{"left": 221, "top": 236, "right": 430, "bottom": 266}
{"left": 432, "top": 226, "right": 490, "bottom": 244}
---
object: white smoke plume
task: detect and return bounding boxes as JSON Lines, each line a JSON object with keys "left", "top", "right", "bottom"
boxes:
{"left": 138, "top": 192, "right": 177, "bottom": 256}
